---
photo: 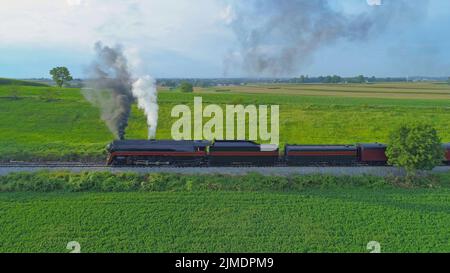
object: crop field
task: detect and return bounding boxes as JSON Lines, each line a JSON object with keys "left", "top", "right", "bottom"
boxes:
{"left": 1, "top": 81, "right": 450, "bottom": 161}
{"left": 1, "top": 187, "right": 450, "bottom": 253}
{"left": 195, "top": 82, "right": 450, "bottom": 100}
{"left": 1, "top": 80, "right": 450, "bottom": 253}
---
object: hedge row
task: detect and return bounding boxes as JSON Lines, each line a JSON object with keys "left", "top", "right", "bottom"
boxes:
{"left": 1, "top": 171, "right": 448, "bottom": 193}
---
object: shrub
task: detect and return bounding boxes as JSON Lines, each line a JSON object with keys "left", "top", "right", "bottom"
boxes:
{"left": 179, "top": 82, "right": 193, "bottom": 93}
{"left": 0, "top": 171, "right": 448, "bottom": 193}
{"left": 386, "top": 123, "right": 444, "bottom": 174}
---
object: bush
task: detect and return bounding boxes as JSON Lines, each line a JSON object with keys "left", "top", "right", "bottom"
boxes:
{"left": 1, "top": 171, "right": 448, "bottom": 193}
{"left": 179, "top": 82, "right": 193, "bottom": 93}
{"left": 386, "top": 123, "right": 444, "bottom": 174}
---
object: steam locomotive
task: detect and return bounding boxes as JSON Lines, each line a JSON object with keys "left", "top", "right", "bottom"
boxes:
{"left": 106, "top": 140, "right": 450, "bottom": 167}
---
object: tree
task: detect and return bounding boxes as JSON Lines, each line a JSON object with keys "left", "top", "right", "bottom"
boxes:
{"left": 179, "top": 82, "right": 193, "bottom": 93}
{"left": 386, "top": 123, "right": 444, "bottom": 175}
{"left": 356, "top": 75, "right": 365, "bottom": 83}
{"left": 447, "top": 77, "right": 450, "bottom": 85}
{"left": 331, "top": 75, "right": 341, "bottom": 83}
{"left": 49, "top": 67, "right": 73, "bottom": 87}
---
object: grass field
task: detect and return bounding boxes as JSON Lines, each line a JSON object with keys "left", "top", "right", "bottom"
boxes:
{"left": 1, "top": 81, "right": 450, "bottom": 161}
{"left": 1, "top": 80, "right": 450, "bottom": 253}
{"left": 0, "top": 171, "right": 449, "bottom": 253}
{"left": 1, "top": 187, "right": 450, "bottom": 253}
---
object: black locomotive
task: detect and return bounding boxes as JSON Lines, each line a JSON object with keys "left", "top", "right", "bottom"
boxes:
{"left": 107, "top": 140, "right": 210, "bottom": 166}
{"left": 106, "top": 140, "right": 450, "bottom": 167}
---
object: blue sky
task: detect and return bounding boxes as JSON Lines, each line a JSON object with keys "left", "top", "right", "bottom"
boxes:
{"left": 0, "top": 0, "right": 449, "bottom": 78}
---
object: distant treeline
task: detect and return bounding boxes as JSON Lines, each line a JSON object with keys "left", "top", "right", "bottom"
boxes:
{"left": 5, "top": 76, "right": 448, "bottom": 89}
{"left": 0, "top": 78, "right": 49, "bottom": 87}
{"left": 157, "top": 75, "right": 442, "bottom": 88}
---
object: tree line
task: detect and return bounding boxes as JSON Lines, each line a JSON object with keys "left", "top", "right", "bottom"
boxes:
{"left": 47, "top": 66, "right": 450, "bottom": 88}
{"left": 157, "top": 75, "right": 412, "bottom": 87}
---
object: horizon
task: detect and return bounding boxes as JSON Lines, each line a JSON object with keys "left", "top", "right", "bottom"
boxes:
{"left": 11, "top": 75, "right": 449, "bottom": 81}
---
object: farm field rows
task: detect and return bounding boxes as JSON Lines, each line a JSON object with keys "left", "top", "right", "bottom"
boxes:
{"left": 1, "top": 83, "right": 450, "bottom": 161}
{"left": 196, "top": 82, "right": 450, "bottom": 100}
{"left": 1, "top": 188, "right": 450, "bottom": 253}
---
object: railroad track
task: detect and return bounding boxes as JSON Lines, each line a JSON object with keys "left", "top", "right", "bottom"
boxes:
{"left": 0, "top": 161, "right": 290, "bottom": 168}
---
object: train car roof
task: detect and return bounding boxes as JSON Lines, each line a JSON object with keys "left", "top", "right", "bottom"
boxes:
{"left": 285, "top": 145, "right": 357, "bottom": 151}
{"left": 212, "top": 141, "right": 260, "bottom": 147}
{"left": 358, "top": 143, "right": 387, "bottom": 148}
{"left": 110, "top": 140, "right": 211, "bottom": 150}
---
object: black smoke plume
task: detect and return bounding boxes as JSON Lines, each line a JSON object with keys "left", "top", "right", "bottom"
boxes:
{"left": 83, "top": 42, "right": 134, "bottom": 140}
{"left": 225, "top": 0, "right": 429, "bottom": 76}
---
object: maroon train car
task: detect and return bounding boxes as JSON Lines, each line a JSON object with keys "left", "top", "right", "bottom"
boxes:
{"left": 208, "top": 141, "right": 279, "bottom": 166}
{"left": 358, "top": 143, "right": 388, "bottom": 165}
{"left": 444, "top": 143, "right": 450, "bottom": 164}
{"left": 285, "top": 145, "right": 359, "bottom": 166}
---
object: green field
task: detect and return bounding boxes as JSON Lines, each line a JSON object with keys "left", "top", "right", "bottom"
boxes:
{"left": 0, "top": 171, "right": 449, "bottom": 253}
{"left": 1, "top": 187, "right": 450, "bottom": 253}
{"left": 1, "top": 80, "right": 450, "bottom": 253}
{"left": 1, "top": 81, "right": 450, "bottom": 161}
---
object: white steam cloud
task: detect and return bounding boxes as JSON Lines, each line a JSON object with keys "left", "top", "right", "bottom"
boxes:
{"left": 132, "top": 76, "right": 159, "bottom": 139}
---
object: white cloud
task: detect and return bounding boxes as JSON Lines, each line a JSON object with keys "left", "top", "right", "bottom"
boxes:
{"left": 367, "top": 0, "right": 382, "bottom": 6}
{"left": 66, "top": 0, "right": 85, "bottom": 6}
{"left": 0, "top": 0, "right": 232, "bottom": 56}
{"left": 219, "top": 5, "right": 235, "bottom": 25}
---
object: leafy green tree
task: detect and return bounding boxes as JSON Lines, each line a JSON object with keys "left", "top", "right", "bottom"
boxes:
{"left": 179, "top": 82, "right": 194, "bottom": 93}
{"left": 356, "top": 75, "right": 365, "bottom": 83}
{"left": 49, "top": 67, "right": 73, "bottom": 87}
{"left": 331, "top": 75, "right": 342, "bottom": 83}
{"left": 386, "top": 124, "right": 444, "bottom": 174}
{"left": 447, "top": 77, "right": 450, "bottom": 85}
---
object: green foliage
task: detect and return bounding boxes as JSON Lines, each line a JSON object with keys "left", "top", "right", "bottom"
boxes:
{"left": 49, "top": 67, "right": 73, "bottom": 88}
{"left": 178, "top": 81, "right": 193, "bottom": 93}
{"left": 386, "top": 124, "right": 444, "bottom": 173}
{"left": 345, "top": 75, "right": 367, "bottom": 84}
{"left": 1, "top": 188, "right": 450, "bottom": 252}
{"left": 0, "top": 171, "right": 450, "bottom": 252}
{"left": 2, "top": 171, "right": 449, "bottom": 193}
